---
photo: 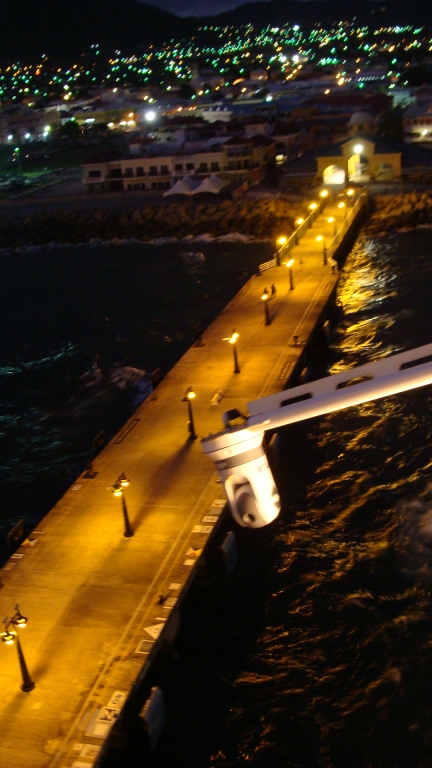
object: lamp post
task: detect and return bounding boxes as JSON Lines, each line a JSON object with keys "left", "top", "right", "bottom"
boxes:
{"left": 286, "top": 258, "right": 294, "bottom": 290}
{"left": 319, "top": 188, "right": 329, "bottom": 204}
{"left": 261, "top": 289, "right": 271, "bottom": 325}
{"left": 316, "top": 235, "right": 327, "bottom": 265}
{"left": 327, "top": 216, "right": 337, "bottom": 237}
{"left": 295, "top": 217, "right": 304, "bottom": 244}
{"left": 338, "top": 201, "right": 347, "bottom": 220}
{"left": 308, "top": 202, "right": 317, "bottom": 226}
{"left": 183, "top": 386, "right": 197, "bottom": 440}
{"left": 110, "top": 473, "right": 134, "bottom": 538}
{"left": 276, "top": 236, "right": 287, "bottom": 265}
{"left": 2, "top": 605, "right": 35, "bottom": 692}
{"left": 223, "top": 329, "right": 240, "bottom": 373}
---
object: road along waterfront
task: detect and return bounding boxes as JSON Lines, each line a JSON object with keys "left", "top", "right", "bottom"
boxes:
{"left": 0, "top": 195, "right": 365, "bottom": 768}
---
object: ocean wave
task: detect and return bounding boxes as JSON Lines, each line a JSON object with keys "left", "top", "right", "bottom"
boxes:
{"left": 181, "top": 251, "right": 205, "bottom": 266}
{"left": 0, "top": 232, "right": 268, "bottom": 255}
{"left": 149, "top": 232, "right": 266, "bottom": 244}
{"left": 0, "top": 343, "right": 78, "bottom": 376}
{"left": 0, "top": 237, "right": 147, "bottom": 255}
{"left": 72, "top": 364, "right": 152, "bottom": 413}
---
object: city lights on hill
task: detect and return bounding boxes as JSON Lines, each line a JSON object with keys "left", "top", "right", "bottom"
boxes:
{"left": 0, "top": 20, "right": 428, "bottom": 108}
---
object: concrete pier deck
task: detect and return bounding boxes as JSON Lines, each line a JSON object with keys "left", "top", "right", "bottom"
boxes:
{"left": 0, "top": 194, "right": 365, "bottom": 768}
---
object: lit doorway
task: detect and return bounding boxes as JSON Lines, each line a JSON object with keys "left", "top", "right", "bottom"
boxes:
{"left": 323, "top": 164, "right": 345, "bottom": 185}
{"left": 348, "top": 146, "right": 369, "bottom": 183}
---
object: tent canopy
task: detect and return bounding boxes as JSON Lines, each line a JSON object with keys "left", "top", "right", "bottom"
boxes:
{"left": 190, "top": 174, "right": 228, "bottom": 195}
{"left": 163, "top": 176, "right": 200, "bottom": 197}
{"left": 182, "top": 175, "right": 200, "bottom": 191}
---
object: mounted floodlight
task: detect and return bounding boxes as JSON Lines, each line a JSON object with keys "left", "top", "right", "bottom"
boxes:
{"left": 145, "top": 110, "right": 156, "bottom": 122}
{"left": 354, "top": 143, "right": 363, "bottom": 154}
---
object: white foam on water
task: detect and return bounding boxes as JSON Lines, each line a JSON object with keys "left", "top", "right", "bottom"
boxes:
{"left": 0, "top": 232, "right": 271, "bottom": 255}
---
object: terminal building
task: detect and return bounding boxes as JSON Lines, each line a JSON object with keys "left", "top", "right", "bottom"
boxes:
{"left": 284, "top": 110, "right": 403, "bottom": 185}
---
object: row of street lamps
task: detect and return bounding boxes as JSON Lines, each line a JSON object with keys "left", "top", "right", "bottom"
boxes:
{"left": 2, "top": 188, "right": 358, "bottom": 692}
{"left": 308, "top": 191, "right": 355, "bottom": 267}
{"left": 0, "top": 249, "right": 336, "bottom": 695}
{"left": 3, "top": 187, "right": 357, "bottom": 693}
{"left": 105, "top": 190, "right": 356, "bottom": 548}
{"left": 69, "top": 192, "right": 360, "bottom": 552}
{"left": 276, "top": 188, "right": 356, "bottom": 270}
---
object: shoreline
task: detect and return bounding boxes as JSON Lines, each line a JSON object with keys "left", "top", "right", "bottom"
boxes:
{"left": 0, "top": 197, "right": 303, "bottom": 249}
{"left": 2, "top": 190, "right": 431, "bottom": 250}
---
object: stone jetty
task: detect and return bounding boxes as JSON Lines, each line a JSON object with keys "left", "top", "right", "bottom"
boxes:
{"left": 0, "top": 198, "right": 304, "bottom": 248}
{"left": 369, "top": 191, "right": 432, "bottom": 235}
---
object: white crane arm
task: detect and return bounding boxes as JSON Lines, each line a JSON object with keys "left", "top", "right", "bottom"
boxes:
{"left": 247, "top": 342, "right": 432, "bottom": 432}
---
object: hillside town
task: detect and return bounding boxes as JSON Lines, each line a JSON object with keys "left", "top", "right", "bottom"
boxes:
{"left": 1, "top": 20, "right": 432, "bottom": 196}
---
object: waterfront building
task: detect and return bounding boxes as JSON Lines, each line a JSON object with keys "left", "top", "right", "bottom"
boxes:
{"left": 82, "top": 133, "right": 276, "bottom": 192}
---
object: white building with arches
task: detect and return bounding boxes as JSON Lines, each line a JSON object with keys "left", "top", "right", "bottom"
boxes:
{"left": 316, "top": 136, "right": 401, "bottom": 184}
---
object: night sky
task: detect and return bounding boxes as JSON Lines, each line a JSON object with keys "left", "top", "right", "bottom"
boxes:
{"left": 142, "top": 0, "right": 274, "bottom": 17}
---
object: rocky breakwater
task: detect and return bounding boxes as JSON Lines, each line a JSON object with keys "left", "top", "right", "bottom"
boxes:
{"left": 0, "top": 197, "right": 302, "bottom": 248}
{"left": 368, "top": 191, "right": 432, "bottom": 235}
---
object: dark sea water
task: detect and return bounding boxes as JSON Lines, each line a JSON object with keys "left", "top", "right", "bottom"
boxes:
{"left": 181, "top": 227, "right": 432, "bottom": 768}
{"left": 0, "top": 239, "right": 271, "bottom": 562}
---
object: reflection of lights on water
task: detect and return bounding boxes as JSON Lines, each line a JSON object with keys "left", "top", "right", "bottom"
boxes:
{"left": 332, "top": 238, "right": 399, "bottom": 356}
